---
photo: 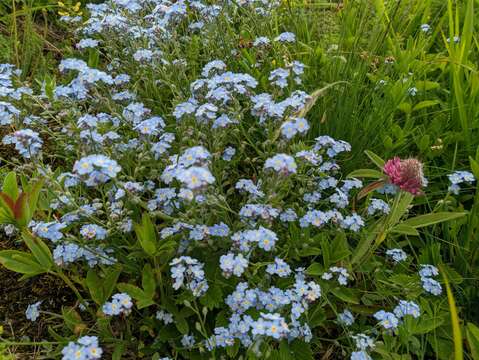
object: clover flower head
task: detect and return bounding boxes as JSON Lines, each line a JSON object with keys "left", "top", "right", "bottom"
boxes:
{"left": 383, "top": 157, "right": 427, "bottom": 195}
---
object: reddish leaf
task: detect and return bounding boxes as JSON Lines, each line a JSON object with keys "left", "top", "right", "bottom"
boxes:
{"left": 357, "top": 180, "right": 386, "bottom": 200}
{"left": 0, "top": 192, "right": 15, "bottom": 212}
{"left": 13, "top": 193, "right": 26, "bottom": 220}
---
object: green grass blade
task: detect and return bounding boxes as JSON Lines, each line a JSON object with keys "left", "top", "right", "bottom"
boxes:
{"left": 441, "top": 266, "right": 464, "bottom": 360}
{"left": 467, "top": 323, "right": 479, "bottom": 359}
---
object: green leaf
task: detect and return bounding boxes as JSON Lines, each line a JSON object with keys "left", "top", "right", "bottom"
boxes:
{"left": 466, "top": 323, "right": 479, "bottom": 359}
{"left": 413, "top": 100, "right": 440, "bottom": 112}
{"left": 305, "top": 262, "right": 322, "bottom": 276}
{"left": 289, "top": 340, "right": 313, "bottom": 360}
{"left": 102, "top": 267, "right": 122, "bottom": 303}
{"left": 117, "top": 282, "right": 155, "bottom": 309}
{"left": 441, "top": 267, "right": 464, "bottom": 360}
{"left": 330, "top": 287, "right": 360, "bottom": 304}
{"left": 137, "top": 298, "right": 156, "bottom": 309}
{"left": 375, "top": 345, "right": 412, "bottom": 359}
{"left": 470, "top": 157, "right": 479, "bottom": 180}
{"left": 320, "top": 238, "right": 330, "bottom": 267}
{"left": 14, "top": 193, "right": 31, "bottom": 227}
{"left": 356, "top": 180, "right": 386, "bottom": 200}
{"left": 0, "top": 250, "right": 45, "bottom": 275}
{"left": 42, "top": 75, "right": 56, "bottom": 100}
{"left": 117, "top": 283, "right": 146, "bottom": 300}
{"left": 293, "top": 81, "right": 347, "bottom": 118}
{"left": 298, "top": 247, "right": 321, "bottom": 257}
{"left": 278, "top": 341, "right": 293, "bottom": 360}
{"left": 440, "top": 264, "right": 463, "bottom": 285}
{"left": 387, "top": 192, "right": 414, "bottom": 227}
{"left": 112, "top": 343, "right": 125, "bottom": 360}
{"left": 413, "top": 316, "right": 444, "bottom": 334}
{"left": 3, "top": 172, "right": 18, "bottom": 201}
{"left": 330, "top": 232, "right": 351, "bottom": 262}
{"left": 48, "top": 326, "right": 68, "bottom": 342}
{"left": 226, "top": 339, "right": 240, "bottom": 358}
{"left": 401, "top": 212, "right": 466, "bottom": 228}
{"left": 158, "top": 326, "right": 179, "bottom": 343}
{"left": 417, "top": 135, "right": 430, "bottom": 152}
{"left": 460, "top": 0, "right": 474, "bottom": 62}
{"left": 21, "top": 231, "right": 53, "bottom": 269}
{"left": 27, "top": 178, "right": 45, "bottom": 218}
{"left": 142, "top": 264, "right": 156, "bottom": 298}
{"left": 351, "top": 222, "right": 383, "bottom": 264}
{"left": 200, "top": 284, "right": 223, "bottom": 309}
{"left": 416, "top": 80, "right": 440, "bottom": 91}
{"left": 364, "top": 150, "right": 385, "bottom": 169}
{"left": 397, "top": 102, "right": 411, "bottom": 114}
{"left": 87, "top": 266, "right": 121, "bottom": 305}
{"left": 134, "top": 213, "right": 157, "bottom": 256}
{"left": 308, "top": 307, "right": 326, "bottom": 328}
{"left": 390, "top": 224, "right": 420, "bottom": 236}
{"left": 96, "top": 317, "right": 113, "bottom": 338}
{"left": 175, "top": 314, "right": 189, "bottom": 334}
{"left": 62, "top": 307, "right": 84, "bottom": 333}
{"left": 0, "top": 193, "right": 14, "bottom": 219}
{"left": 429, "top": 337, "right": 453, "bottom": 360}
{"left": 86, "top": 269, "right": 104, "bottom": 305}
{"left": 88, "top": 48, "right": 100, "bottom": 68}
{"left": 0, "top": 208, "right": 12, "bottom": 223}
{"left": 383, "top": 135, "right": 393, "bottom": 150}
{"left": 347, "top": 169, "right": 384, "bottom": 179}
{"left": 143, "top": 212, "right": 157, "bottom": 240}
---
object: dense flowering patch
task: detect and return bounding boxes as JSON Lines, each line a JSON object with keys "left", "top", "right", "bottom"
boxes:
{"left": 0, "top": 1, "right": 475, "bottom": 359}
{"left": 102, "top": 293, "right": 133, "bottom": 316}
{"left": 61, "top": 336, "right": 102, "bottom": 360}
{"left": 447, "top": 170, "right": 475, "bottom": 194}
